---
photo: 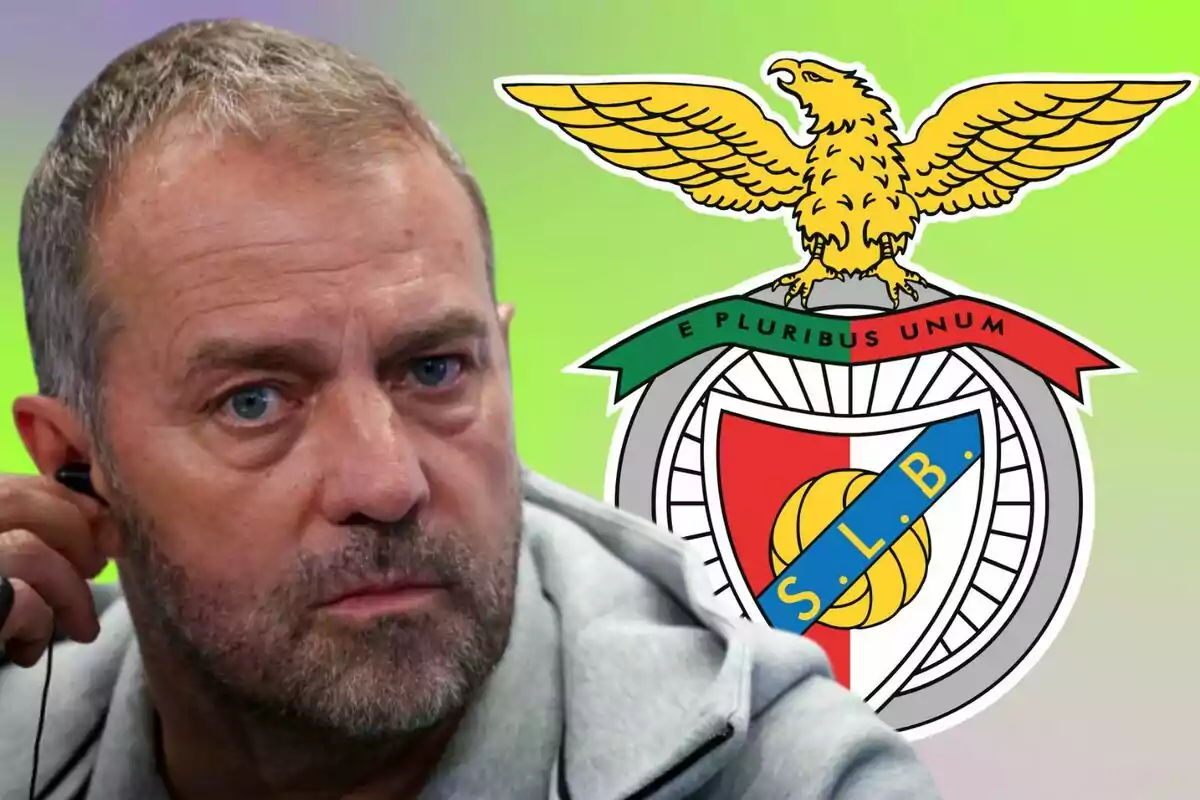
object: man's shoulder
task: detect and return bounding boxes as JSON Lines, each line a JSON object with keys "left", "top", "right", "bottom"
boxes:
{"left": 520, "top": 468, "right": 730, "bottom": 633}
{"left": 520, "top": 470, "right": 942, "bottom": 798}
{"left": 0, "top": 582, "right": 134, "bottom": 796}
{"left": 519, "top": 468, "right": 834, "bottom": 689}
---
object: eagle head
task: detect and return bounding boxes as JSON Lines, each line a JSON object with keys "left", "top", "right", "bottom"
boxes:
{"left": 766, "top": 57, "right": 883, "bottom": 133}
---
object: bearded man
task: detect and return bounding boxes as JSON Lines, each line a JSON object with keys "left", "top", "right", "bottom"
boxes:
{"left": 0, "top": 18, "right": 941, "bottom": 800}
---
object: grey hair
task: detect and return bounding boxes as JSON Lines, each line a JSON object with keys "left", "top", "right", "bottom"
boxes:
{"left": 18, "top": 18, "right": 493, "bottom": 432}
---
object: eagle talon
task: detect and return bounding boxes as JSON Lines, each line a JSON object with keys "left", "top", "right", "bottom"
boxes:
{"left": 772, "top": 260, "right": 839, "bottom": 308}
{"left": 867, "top": 258, "right": 924, "bottom": 308}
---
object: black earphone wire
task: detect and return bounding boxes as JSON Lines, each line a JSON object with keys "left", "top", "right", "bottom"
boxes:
{"left": 31, "top": 641, "right": 52, "bottom": 800}
{"left": 27, "top": 464, "right": 102, "bottom": 798}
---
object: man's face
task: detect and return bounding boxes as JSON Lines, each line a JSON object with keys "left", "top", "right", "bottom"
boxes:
{"left": 91, "top": 129, "right": 523, "bottom": 739}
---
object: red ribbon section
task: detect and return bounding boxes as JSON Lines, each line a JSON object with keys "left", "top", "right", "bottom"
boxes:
{"left": 848, "top": 298, "right": 1117, "bottom": 402}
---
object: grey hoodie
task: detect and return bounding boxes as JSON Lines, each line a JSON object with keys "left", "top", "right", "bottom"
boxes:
{"left": 0, "top": 471, "right": 942, "bottom": 799}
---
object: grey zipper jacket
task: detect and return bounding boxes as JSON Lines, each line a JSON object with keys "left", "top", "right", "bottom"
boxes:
{"left": 0, "top": 470, "right": 943, "bottom": 799}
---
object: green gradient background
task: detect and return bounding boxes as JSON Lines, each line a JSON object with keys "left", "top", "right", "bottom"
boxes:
{"left": 0, "top": 2, "right": 1196, "bottom": 797}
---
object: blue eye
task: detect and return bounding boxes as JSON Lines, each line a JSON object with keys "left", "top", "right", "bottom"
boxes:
{"left": 411, "top": 356, "right": 463, "bottom": 388}
{"left": 223, "top": 386, "right": 281, "bottom": 422}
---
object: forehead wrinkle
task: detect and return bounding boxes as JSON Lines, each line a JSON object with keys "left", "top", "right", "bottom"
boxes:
{"left": 104, "top": 204, "right": 351, "bottom": 284}
{"left": 99, "top": 174, "right": 429, "bottom": 302}
{"left": 103, "top": 209, "right": 423, "bottom": 312}
{"left": 161, "top": 291, "right": 297, "bottom": 373}
{"left": 156, "top": 270, "right": 424, "bottom": 380}
{"left": 97, "top": 133, "right": 337, "bottom": 245}
{"left": 155, "top": 251, "right": 432, "bottom": 332}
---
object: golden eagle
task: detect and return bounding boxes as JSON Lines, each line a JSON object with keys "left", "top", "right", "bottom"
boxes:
{"left": 500, "top": 56, "right": 1191, "bottom": 306}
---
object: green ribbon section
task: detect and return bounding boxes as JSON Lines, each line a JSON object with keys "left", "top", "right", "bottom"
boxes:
{"left": 582, "top": 298, "right": 852, "bottom": 401}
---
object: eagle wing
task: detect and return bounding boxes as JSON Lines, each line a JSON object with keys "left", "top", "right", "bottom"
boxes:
{"left": 500, "top": 81, "right": 810, "bottom": 213}
{"left": 901, "top": 79, "right": 1192, "bottom": 216}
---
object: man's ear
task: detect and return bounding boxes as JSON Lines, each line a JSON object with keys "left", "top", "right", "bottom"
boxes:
{"left": 495, "top": 303, "right": 517, "bottom": 384}
{"left": 12, "top": 394, "right": 122, "bottom": 559}
{"left": 12, "top": 394, "right": 92, "bottom": 475}
{"left": 497, "top": 303, "right": 515, "bottom": 345}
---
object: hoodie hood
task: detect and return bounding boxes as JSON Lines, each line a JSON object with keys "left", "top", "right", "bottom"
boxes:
{"left": 520, "top": 469, "right": 833, "bottom": 799}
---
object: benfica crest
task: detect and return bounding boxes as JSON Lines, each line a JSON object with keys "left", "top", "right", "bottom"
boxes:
{"left": 496, "top": 55, "right": 1193, "bottom": 739}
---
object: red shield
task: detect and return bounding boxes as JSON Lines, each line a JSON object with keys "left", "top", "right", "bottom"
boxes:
{"left": 716, "top": 411, "right": 855, "bottom": 684}
{"left": 703, "top": 388, "right": 998, "bottom": 704}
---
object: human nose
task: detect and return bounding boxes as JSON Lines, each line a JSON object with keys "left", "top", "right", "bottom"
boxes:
{"left": 315, "top": 381, "right": 429, "bottom": 526}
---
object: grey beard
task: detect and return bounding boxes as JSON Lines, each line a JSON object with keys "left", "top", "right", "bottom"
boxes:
{"left": 111, "top": 482, "right": 522, "bottom": 744}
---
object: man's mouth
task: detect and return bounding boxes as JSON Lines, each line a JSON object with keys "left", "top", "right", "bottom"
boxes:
{"left": 316, "top": 579, "right": 449, "bottom": 619}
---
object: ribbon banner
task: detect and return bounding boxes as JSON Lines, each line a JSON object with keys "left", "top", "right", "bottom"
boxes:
{"left": 756, "top": 413, "right": 983, "bottom": 636}
{"left": 581, "top": 296, "right": 1115, "bottom": 403}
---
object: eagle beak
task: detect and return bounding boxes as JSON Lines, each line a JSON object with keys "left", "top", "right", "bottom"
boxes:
{"left": 767, "top": 58, "right": 802, "bottom": 87}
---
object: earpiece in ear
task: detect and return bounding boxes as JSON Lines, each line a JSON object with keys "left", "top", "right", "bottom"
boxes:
{"left": 53, "top": 462, "right": 107, "bottom": 507}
